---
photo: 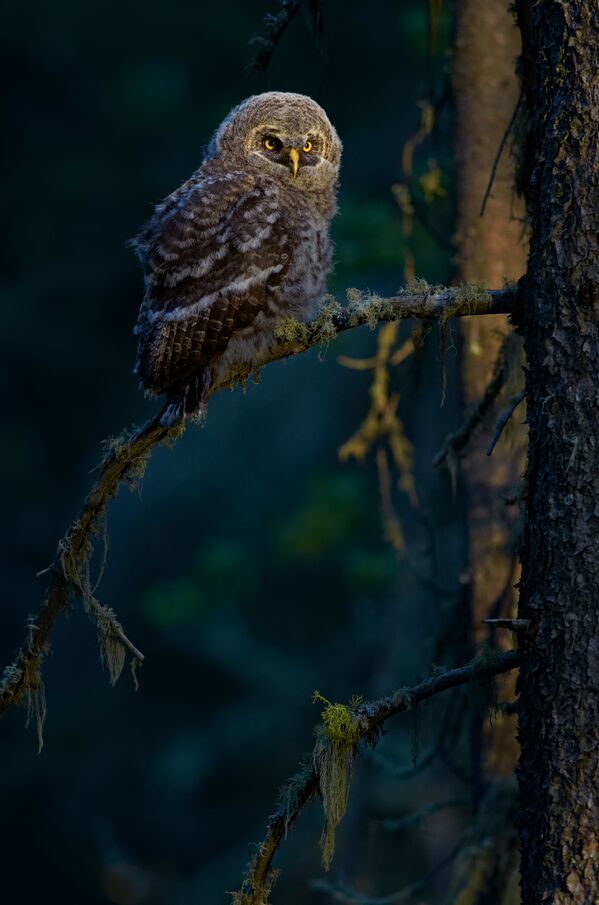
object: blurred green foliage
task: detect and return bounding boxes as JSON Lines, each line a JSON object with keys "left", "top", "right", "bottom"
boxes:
{"left": 144, "top": 539, "right": 259, "bottom": 625}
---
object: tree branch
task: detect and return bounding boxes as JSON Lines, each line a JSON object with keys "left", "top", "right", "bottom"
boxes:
{"left": 433, "top": 331, "right": 514, "bottom": 467}
{"left": 486, "top": 388, "right": 526, "bottom": 456}
{"left": 233, "top": 649, "right": 520, "bottom": 903}
{"left": 248, "top": 1, "right": 302, "bottom": 72}
{"left": 0, "top": 285, "right": 518, "bottom": 727}
{"left": 313, "top": 839, "right": 463, "bottom": 904}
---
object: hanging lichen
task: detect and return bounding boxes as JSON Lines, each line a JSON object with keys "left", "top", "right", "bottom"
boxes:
{"left": 55, "top": 470, "right": 144, "bottom": 692}
{"left": 93, "top": 601, "right": 127, "bottom": 685}
{"left": 24, "top": 655, "right": 47, "bottom": 754}
{"left": 312, "top": 691, "right": 363, "bottom": 869}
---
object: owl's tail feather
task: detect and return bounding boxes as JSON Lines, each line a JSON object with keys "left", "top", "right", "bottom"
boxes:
{"left": 159, "top": 368, "right": 213, "bottom": 428}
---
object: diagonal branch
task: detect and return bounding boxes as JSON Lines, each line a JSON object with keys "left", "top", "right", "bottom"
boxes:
{"left": 433, "top": 331, "right": 514, "bottom": 467}
{"left": 0, "top": 285, "right": 518, "bottom": 726}
{"left": 233, "top": 649, "right": 520, "bottom": 903}
{"left": 486, "top": 388, "right": 527, "bottom": 456}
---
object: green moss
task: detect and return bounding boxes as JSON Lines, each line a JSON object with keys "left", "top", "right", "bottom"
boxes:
{"left": 313, "top": 691, "right": 362, "bottom": 744}
{"left": 273, "top": 316, "right": 309, "bottom": 345}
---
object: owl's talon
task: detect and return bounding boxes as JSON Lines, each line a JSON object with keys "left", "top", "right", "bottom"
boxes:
{"left": 160, "top": 399, "right": 185, "bottom": 428}
{"left": 184, "top": 369, "right": 213, "bottom": 424}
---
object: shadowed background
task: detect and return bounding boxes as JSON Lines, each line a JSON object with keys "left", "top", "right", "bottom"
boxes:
{"left": 0, "top": 2, "right": 481, "bottom": 902}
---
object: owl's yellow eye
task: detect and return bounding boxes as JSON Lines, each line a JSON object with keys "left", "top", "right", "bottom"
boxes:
{"left": 303, "top": 141, "right": 313, "bottom": 153}
{"left": 263, "top": 137, "right": 279, "bottom": 151}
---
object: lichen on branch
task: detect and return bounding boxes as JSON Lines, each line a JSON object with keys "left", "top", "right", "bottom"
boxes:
{"left": 0, "top": 282, "right": 518, "bottom": 744}
{"left": 232, "top": 649, "right": 520, "bottom": 903}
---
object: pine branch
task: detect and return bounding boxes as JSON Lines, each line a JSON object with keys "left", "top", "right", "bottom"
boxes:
{"left": 233, "top": 649, "right": 520, "bottom": 903}
{"left": 0, "top": 284, "right": 517, "bottom": 729}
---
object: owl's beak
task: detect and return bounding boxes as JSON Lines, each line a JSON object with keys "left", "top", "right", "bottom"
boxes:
{"left": 288, "top": 147, "right": 300, "bottom": 178}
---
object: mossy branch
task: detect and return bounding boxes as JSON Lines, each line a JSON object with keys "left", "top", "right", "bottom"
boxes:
{"left": 0, "top": 283, "right": 518, "bottom": 736}
{"left": 232, "top": 649, "right": 520, "bottom": 904}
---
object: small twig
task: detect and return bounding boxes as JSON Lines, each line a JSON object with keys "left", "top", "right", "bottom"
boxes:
{"left": 482, "top": 618, "right": 530, "bottom": 632}
{"left": 248, "top": 0, "right": 302, "bottom": 72}
{"left": 480, "top": 92, "right": 523, "bottom": 217}
{"left": 433, "top": 339, "right": 510, "bottom": 467}
{"left": 112, "top": 626, "right": 144, "bottom": 663}
{"left": 312, "top": 838, "right": 463, "bottom": 904}
{"left": 233, "top": 650, "right": 520, "bottom": 902}
{"left": 486, "top": 388, "right": 526, "bottom": 456}
{"left": 88, "top": 599, "right": 145, "bottom": 663}
{"left": 498, "top": 698, "right": 519, "bottom": 715}
{"left": 360, "top": 650, "right": 520, "bottom": 728}
{"left": 35, "top": 565, "right": 54, "bottom": 579}
{"left": 381, "top": 796, "right": 469, "bottom": 833}
{"left": 362, "top": 687, "right": 466, "bottom": 781}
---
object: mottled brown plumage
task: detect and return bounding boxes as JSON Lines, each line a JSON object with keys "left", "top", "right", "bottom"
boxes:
{"left": 131, "top": 92, "right": 341, "bottom": 423}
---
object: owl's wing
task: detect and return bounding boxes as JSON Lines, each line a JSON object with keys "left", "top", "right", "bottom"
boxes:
{"left": 132, "top": 172, "right": 290, "bottom": 396}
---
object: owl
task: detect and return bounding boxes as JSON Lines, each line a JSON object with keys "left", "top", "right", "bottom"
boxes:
{"left": 131, "top": 91, "right": 342, "bottom": 424}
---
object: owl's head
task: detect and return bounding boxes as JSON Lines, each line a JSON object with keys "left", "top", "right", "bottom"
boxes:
{"left": 207, "top": 92, "right": 341, "bottom": 193}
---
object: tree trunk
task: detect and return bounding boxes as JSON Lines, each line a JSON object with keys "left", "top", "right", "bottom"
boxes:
{"left": 452, "top": 3, "right": 526, "bottom": 900}
{"left": 453, "top": 0, "right": 526, "bottom": 695}
{"left": 516, "top": 2, "right": 599, "bottom": 901}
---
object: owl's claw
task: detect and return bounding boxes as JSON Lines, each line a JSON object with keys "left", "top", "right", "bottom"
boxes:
{"left": 161, "top": 369, "right": 213, "bottom": 428}
{"left": 160, "top": 398, "right": 185, "bottom": 428}
{"left": 184, "top": 369, "right": 213, "bottom": 424}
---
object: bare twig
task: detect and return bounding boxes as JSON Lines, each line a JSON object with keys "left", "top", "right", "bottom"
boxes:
{"left": 381, "top": 796, "right": 469, "bottom": 833}
{"left": 233, "top": 649, "right": 520, "bottom": 903}
{"left": 312, "top": 839, "right": 463, "bottom": 904}
{"left": 480, "top": 92, "right": 523, "bottom": 217}
{"left": 363, "top": 686, "right": 467, "bottom": 780}
{"left": 433, "top": 337, "right": 511, "bottom": 467}
{"left": 498, "top": 698, "right": 519, "bottom": 716}
{"left": 248, "top": 0, "right": 303, "bottom": 72}
{"left": 360, "top": 650, "right": 520, "bottom": 728}
{"left": 88, "top": 598, "right": 145, "bottom": 663}
{"left": 486, "top": 388, "right": 526, "bottom": 456}
{"left": 0, "top": 285, "right": 518, "bottom": 728}
{"left": 482, "top": 618, "right": 530, "bottom": 632}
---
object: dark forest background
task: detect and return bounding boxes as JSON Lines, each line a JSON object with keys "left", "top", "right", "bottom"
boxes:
{"left": 0, "top": 2, "right": 494, "bottom": 903}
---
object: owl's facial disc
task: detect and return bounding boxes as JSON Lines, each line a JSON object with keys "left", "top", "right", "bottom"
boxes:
{"left": 253, "top": 129, "right": 324, "bottom": 179}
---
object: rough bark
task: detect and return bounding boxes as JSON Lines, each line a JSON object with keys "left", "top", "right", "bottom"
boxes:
{"left": 516, "top": 2, "right": 599, "bottom": 901}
